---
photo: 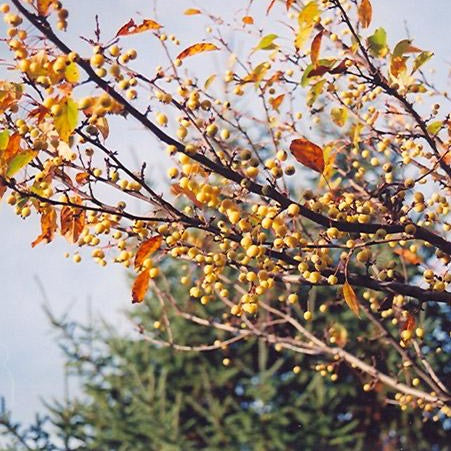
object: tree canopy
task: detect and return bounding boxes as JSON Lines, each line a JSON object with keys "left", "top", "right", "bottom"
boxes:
{"left": 0, "top": 0, "right": 449, "bottom": 431}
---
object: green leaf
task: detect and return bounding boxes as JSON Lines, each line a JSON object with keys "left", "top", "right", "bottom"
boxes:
{"left": 301, "top": 64, "right": 314, "bottom": 87}
{"left": 393, "top": 39, "right": 412, "bottom": 57}
{"left": 0, "top": 130, "right": 10, "bottom": 150}
{"left": 367, "top": 27, "right": 387, "bottom": 57}
{"left": 54, "top": 97, "right": 78, "bottom": 142}
{"left": 256, "top": 33, "right": 278, "bottom": 50}
{"left": 411, "top": 51, "right": 433, "bottom": 74}
{"left": 6, "top": 150, "right": 37, "bottom": 177}
{"left": 427, "top": 121, "right": 442, "bottom": 135}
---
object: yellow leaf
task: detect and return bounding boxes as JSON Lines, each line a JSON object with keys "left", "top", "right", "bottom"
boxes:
{"left": 255, "top": 34, "right": 278, "bottom": 51}
{"left": 290, "top": 138, "right": 324, "bottom": 173}
{"left": 176, "top": 43, "right": 219, "bottom": 60}
{"left": 310, "top": 30, "right": 323, "bottom": 67}
{"left": 54, "top": 97, "right": 78, "bottom": 142}
{"left": 32, "top": 207, "right": 57, "bottom": 247}
{"left": 295, "top": 1, "right": 319, "bottom": 50}
{"left": 269, "top": 94, "right": 285, "bottom": 111}
{"left": 242, "top": 62, "right": 269, "bottom": 85}
{"left": 134, "top": 235, "right": 163, "bottom": 269}
{"left": 132, "top": 270, "right": 150, "bottom": 303}
{"left": 6, "top": 150, "right": 37, "bottom": 177}
{"left": 64, "top": 62, "right": 79, "bottom": 84}
{"left": 358, "top": 0, "right": 372, "bottom": 29}
{"left": 184, "top": 8, "right": 201, "bottom": 15}
{"left": 204, "top": 74, "right": 217, "bottom": 90}
{"left": 343, "top": 281, "right": 360, "bottom": 317}
{"left": 331, "top": 107, "right": 348, "bottom": 127}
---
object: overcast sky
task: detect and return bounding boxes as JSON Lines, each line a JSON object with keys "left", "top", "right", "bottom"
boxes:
{"left": 0, "top": 0, "right": 449, "bottom": 429}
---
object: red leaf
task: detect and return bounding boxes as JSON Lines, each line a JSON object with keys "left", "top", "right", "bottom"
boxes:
{"left": 290, "top": 138, "right": 325, "bottom": 173}
{"left": 310, "top": 30, "right": 323, "bottom": 67}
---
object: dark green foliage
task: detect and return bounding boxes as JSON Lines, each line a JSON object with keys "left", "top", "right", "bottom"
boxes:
{"left": 1, "top": 267, "right": 449, "bottom": 450}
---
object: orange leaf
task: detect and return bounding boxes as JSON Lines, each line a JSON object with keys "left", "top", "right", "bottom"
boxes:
{"left": 75, "top": 172, "right": 90, "bottom": 186}
{"left": 269, "top": 94, "right": 285, "bottom": 111}
{"left": 310, "top": 30, "right": 323, "bottom": 67}
{"left": 266, "top": 0, "right": 277, "bottom": 15}
{"left": 290, "top": 138, "right": 325, "bottom": 173}
{"left": 343, "top": 281, "right": 360, "bottom": 317}
{"left": 171, "top": 184, "right": 203, "bottom": 208}
{"left": 28, "top": 104, "right": 49, "bottom": 124}
{"left": 37, "top": 0, "right": 54, "bottom": 16}
{"left": 358, "top": 0, "right": 372, "bottom": 29}
{"left": 132, "top": 270, "right": 150, "bottom": 303}
{"left": 394, "top": 248, "right": 422, "bottom": 265}
{"left": 184, "top": 8, "right": 201, "bottom": 15}
{"left": 286, "top": 0, "right": 295, "bottom": 10}
{"left": 60, "top": 201, "right": 86, "bottom": 243}
{"left": 3, "top": 132, "right": 21, "bottom": 163}
{"left": 134, "top": 235, "right": 163, "bottom": 269}
{"left": 116, "top": 18, "right": 161, "bottom": 37}
{"left": 32, "top": 207, "right": 57, "bottom": 247}
{"left": 242, "top": 15, "right": 254, "bottom": 24}
{"left": 176, "top": 43, "right": 219, "bottom": 60}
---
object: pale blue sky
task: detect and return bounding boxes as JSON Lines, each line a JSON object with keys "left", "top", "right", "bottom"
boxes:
{"left": 0, "top": 0, "right": 449, "bottom": 428}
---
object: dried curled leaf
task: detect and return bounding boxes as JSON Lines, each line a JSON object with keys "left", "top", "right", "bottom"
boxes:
{"left": 132, "top": 270, "right": 150, "bottom": 303}
{"left": 290, "top": 138, "right": 325, "bottom": 173}
{"left": 0, "top": 81, "right": 23, "bottom": 113}
{"left": 176, "top": 43, "right": 219, "bottom": 60}
{"left": 32, "top": 207, "right": 57, "bottom": 247}
{"left": 134, "top": 235, "right": 163, "bottom": 269}
{"left": 60, "top": 200, "right": 86, "bottom": 244}
{"left": 310, "top": 30, "right": 323, "bottom": 67}
{"left": 358, "top": 0, "right": 372, "bottom": 29}
{"left": 116, "top": 18, "right": 162, "bottom": 37}
{"left": 343, "top": 281, "right": 360, "bottom": 317}
{"left": 266, "top": 0, "right": 277, "bottom": 15}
